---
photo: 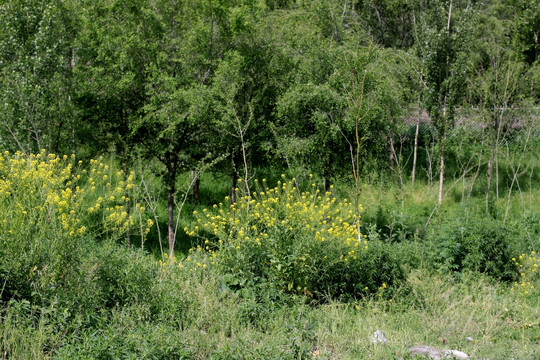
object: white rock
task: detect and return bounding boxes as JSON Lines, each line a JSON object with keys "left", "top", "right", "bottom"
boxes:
{"left": 409, "top": 345, "right": 469, "bottom": 359}
{"left": 371, "top": 330, "right": 388, "bottom": 345}
{"left": 442, "top": 349, "right": 469, "bottom": 359}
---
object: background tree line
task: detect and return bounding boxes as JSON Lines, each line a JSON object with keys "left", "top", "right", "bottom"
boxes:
{"left": 1, "top": 0, "right": 538, "bottom": 254}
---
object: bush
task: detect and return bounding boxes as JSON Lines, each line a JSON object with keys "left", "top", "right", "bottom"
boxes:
{"left": 188, "top": 177, "right": 405, "bottom": 301}
{"left": 428, "top": 214, "right": 519, "bottom": 281}
{"left": 54, "top": 315, "right": 192, "bottom": 360}
{"left": 61, "top": 241, "right": 158, "bottom": 319}
{"left": 510, "top": 251, "right": 540, "bottom": 298}
{"left": 0, "top": 151, "right": 151, "bottom": 307}
{"left": 0, "top": 151, "right": 80, "bottom": 302}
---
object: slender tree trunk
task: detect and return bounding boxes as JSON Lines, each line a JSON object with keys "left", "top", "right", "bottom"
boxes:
{"left": 231, "top": 153, "right": 238, "bottom": 203}
{"left": 495, "top": 143, "right": 499, "bottom": 199}
{"left": 438, "top": 139, "right": 445, "bottom": 206}
{"left": 324, "top": 161, "right": 332, "bottom": 192}
{"left": 389, "top": 136, "right": 405, "bottom": 209}
{"left": 389, "top": 135, "right": 395, "bottom": 170}
{"left": 437, "top": 0, "right": 452, "bottom": 206}
{"left": 239, "top": 126, "right": 250, "bottom": 202}
{"left": 412, "top": 115, "right": 420, "bottom": 186}
{"left": 495, "top": 112, "right": 503, "bottom": 200}
{"left": 168, "top": 183, "right": 175, "bottom": 259}
{"left": 324, "top": 176, "right": 331, "bottom": 192}
{"left": 192, "top": 172, "right": 200, "bottom": 205}
{"left": 486, "top": 110, "right": 501, "bottom": 213}
{"left": 53, "top": 120, "right": 64, "bottom": 154}
{"left": 166, "top": 158, "right": 177, "bottom": 259}
{"left": 486, "top": 138, "right": 495, "bottom": 213}
{"left": 426, "top": 144, "right": 433, "bottom": 187}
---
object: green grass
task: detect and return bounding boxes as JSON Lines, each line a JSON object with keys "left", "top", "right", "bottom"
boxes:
{"left": 314, "top": 271, "right": 539, "bottom": 359}
{"left": 3, "top": 268, "right": 537, "bottom": 359}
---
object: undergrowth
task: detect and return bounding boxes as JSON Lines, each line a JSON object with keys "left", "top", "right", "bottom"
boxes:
{"left": 0, "top": 151, "right": 539, "bottom": 359}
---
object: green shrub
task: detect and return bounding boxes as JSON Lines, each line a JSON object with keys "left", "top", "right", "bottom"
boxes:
{"left": 520, "top": 211, "right": 540, "bottom": 250}
{"left": 0, "top": 151, "right": 152, "bottom": 310}
{"left": 510, "top": 251, "right": 540, "bottom": 298}
{"left": 188, "top": 177, "right": 406, "bottom": 301}
{"left": 428, "top": 215, "right": 519, "bottom": 281}
{"left": 361, "top": 204, "right": 428, "bottom": 243}
{"left": 54, "top": 314, "right": 192, "bottom": 360}
{"left": 0, "top": 151, "right": 81, "bottom": 302}
{"left": 67, "top": 242, "right": 157, "bottom": 311}
{"left": 0, "top": 300, "right": 61, "bottom": 360}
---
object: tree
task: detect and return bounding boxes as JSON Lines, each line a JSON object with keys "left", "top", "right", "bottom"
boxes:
{"left": 271, "top": 5, "right": 361, "bottom": 188}
{"left": 468, "top": 1, "right": 529, "bottom": 213}
{"left": 73, "top": 0, "right": 163, "bottom": 246}
{"left": 416, "top": 0, "right": 470, "bottom": 205}
{"left": 73, "top": 0, "right": 159, "bottom": 158}
{"left": 0, "top": 0, "right": 77, "bottom": 153}
{"left": 372, "top": 47, "right": 418, "bottom": 205}
{"left": 210, "top": 51, "right": 255, "bottom": 202}
{"left": 351, "top": 0, "right": 422, "bottom": 49}
{"left": 131, "top": 0, "right": 265, "bottom": 258}
{"left": 205, "top": 3, "right": 270, "bottom": 202}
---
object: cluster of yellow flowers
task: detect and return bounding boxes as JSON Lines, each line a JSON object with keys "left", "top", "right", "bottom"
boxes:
{"left": 83, "top": 157, "right": 140, "bottom": 234}
{"left": 0, "top": 150, "right": 152, "bottom": 243}
{"left": 0, "top": 150, "right": 85, "bottom": 238}
{"left": 186, "top": 175, "right": 366, "bottom": 263}
{"left": 511, "top": 251, "right": 539, "bottom": 296}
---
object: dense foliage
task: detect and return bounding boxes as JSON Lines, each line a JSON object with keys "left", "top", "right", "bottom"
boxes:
{"left": 1, "top": 0, "right": 538, "bottom": 256}
{"left": 0, "top": 151, "right": 151, "bottom": 306}
{"left": 186, "top": 178, "right": 405, "bottom": 300}
{"left": 0, "top": 150, "right": 538, "bottom": 358}
{"left": 0, "top": 0, "right": 537, "bottom": 171}
{"left": 0, "top": 0, "right": 539, "bottom": 358}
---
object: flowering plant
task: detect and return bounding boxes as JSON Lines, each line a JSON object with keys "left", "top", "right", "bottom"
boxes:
{"left": 187, "top": 176, "right": 405, "bottom": 301}
{"left": 0, "top": 151, "right": 152, "bottom": 302}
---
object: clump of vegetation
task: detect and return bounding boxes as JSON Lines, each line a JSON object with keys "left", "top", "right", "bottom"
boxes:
{"left": 187, "top": 177, "right": 405, "bottom": 301}
{"left": 0, "top": 0, "right": 539, "bottom": 356}
{"left": 511, "top": 251, "right": 540, "bottom": 297}
{"left": 0, "top": 150, "right": 151, "bottom": 307}
{"left": 427, "top": 214, "right": 520, "bottom": 281}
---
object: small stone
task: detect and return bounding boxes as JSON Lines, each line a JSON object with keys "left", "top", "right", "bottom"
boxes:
{"left": 371, "top": 330, "right": 388, "bottom": 345}
{"left": 442, "top": 349, "right": 469, "bottom": 359}
{"left": 466, "top": 337, "right": 474, "bottom": 342}
{"left": 409, "top": 345, "right": 469, "bottom": 360}
{"left": 409, "top": 345, "right": 443, "bottom": 359}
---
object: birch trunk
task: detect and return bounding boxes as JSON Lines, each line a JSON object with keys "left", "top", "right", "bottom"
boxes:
{"left": 438, "top": 140, "right": 445, "bottom": 206}
{"left": 168, "top": 184, "right": 175, "bottom": 259}
{"left": 412, "top": 118, "right": 419, "bottom": 186}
